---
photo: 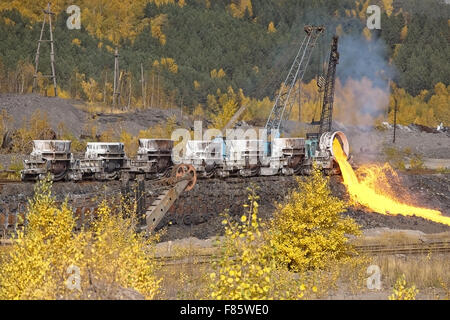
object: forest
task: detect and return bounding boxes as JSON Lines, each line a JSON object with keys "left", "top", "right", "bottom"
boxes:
{"left": 0, "top": 0, "right": 449, "bottom": 127}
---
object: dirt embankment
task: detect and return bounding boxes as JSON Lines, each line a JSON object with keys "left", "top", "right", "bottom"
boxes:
{"left": 0, "top": 93, "right": 192, "bottom": 138}
{"left": 3, "top": 173, "right": 448, "bottom": 241}
{"left": 337, "top": 123, "right": 450, "bottom": 160}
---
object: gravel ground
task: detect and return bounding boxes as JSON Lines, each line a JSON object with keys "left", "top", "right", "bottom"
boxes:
{"left": 1, "top": 174, "right": 449, "bottom": 240}
{"left": 0, "top": 93, "right": 191, "bottom": 138}
{"left": 337, "top": 123, "right": 450, "bottom": 159}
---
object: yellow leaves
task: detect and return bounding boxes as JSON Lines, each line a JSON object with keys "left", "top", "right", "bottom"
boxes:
{"left": 400, "top": 25, "right": 408, "bottom": 41}
{"left": 151, "top": 14, "right": 168, "bottom": 45}
{"left": 217, "top": 68, "right": 226, "bottom": 79}
{"left": 388, "top": 81, "right": 450, "bottom": 127}
{"left": 3, "top": 17, "right": 15, "bottom": 26}
{"left": 154, "top": 58, "right": 178, "bottom": 73}
{"left": 71, "top": 38, "right": 82, "bottom": 47}
{"left": 228, "top": 0, "right": 253, "bottom": 18}
{"left": 81, "top": 78, "right": 102, "bottom": 103}
{"left": 269, "top": 165, "right": 361, "bottom": 272}
{"left": 389, "top": 274, "right": 418, "bottom": 300}
{"left": 382, "top": 0, "right": 394, "bottom": 17}
{"left": 178, "top": 0, "right": 186, "bottom": 8}
{"left": 210, "top": 86, "right": 239, "bottom": 129}
{"left": 209, "top": 185, "right": 276, "bottom": 300}
{"left": 267, "top": 21, "right": 276, "bottom": 33}
{"left": 0, "top": 179, "right": 161, "bottom": 300}
{"left": 160, "top": 57, "right": 178, "bottom": 73}
{"left": 362, "top": 27, "right": 372, "bottom": 41}
{"left": 87, "top": 201, "right": 161, "bottom": 299}
{"left": 210, "top": 68, "right": 226, "bottom": 79}
{"left": 11, "top": 109, "right": 54, "bottom": 153}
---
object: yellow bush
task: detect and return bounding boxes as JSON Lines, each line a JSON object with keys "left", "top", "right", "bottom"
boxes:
{"left": 192, "top": 104, "right": 205, "bottom": 119}
{"left": 120, "top": 130, "right": 139, "bottom": 158}
{"left": 409, "top": 154, "right": 424, "bottom": 171}
{"left": 0, "top": 178, "right": 85, "bottom": 299}
{"left": 57, "top": 122, "right": 86, "bottom": 152}
{"left": 209, "top": 186, "right": 275, "bottom": 300}
{"left": 139, "top": 116, "right": 177, "bottom": 139}
{"left": 85, "top": 200, "right": 161, "bottom": 299}
{"left": 12, "top": 110, "right": 55, "bottom": 153}
{"left": 0, "top": 178, "right": 161, "bottom": 300}
{"left": 269, "top": 165, "right": 361, "bottom": 272}
{"left": 389, "top": 274, "right": 419, "bottom": 300}
{"left": 209, "top": 185, "right": 313, "bottom": 300}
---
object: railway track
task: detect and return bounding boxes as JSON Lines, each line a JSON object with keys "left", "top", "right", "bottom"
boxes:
{"left": 154, "top": 240, "right": 450, "bottom": 266}
{"left": 2, "top": 236, "right": 449, "bottom": 263}
{"left": 0, "top": 179, "right": 21, "bottom": 185}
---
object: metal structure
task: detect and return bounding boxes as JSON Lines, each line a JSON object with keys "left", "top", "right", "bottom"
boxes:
{"left": 32, "top": 3, "right": 57, "bottom": 97}
{"left": 112, "top": 47, "right": 121, "bottom": 108}
{"left": 145, "top": 164, "right": 196, "bottom": 232}
{"left": 265, "top": 25, "right": 325, "bottom": 136}
{"left": 313, "top": 35, "right": 340, "bottom": 137}
{"left": 21, "top": 27, "right": 349, "bottom": 183}
{"left": 125, "top": 139, "right": 174, "bottom": 179}
{"left": 21, "top": 140, "right": 72, "bottom": 181}
{"left": 71, "top": 142, "right": 126, "bottom": 181}
{"left": 393, "top": 96, "right": 398, "bottom": 143}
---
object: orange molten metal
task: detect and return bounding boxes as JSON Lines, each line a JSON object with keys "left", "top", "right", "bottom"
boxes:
{"left": 333, "top": 139, "right": 450, "bottom": 226}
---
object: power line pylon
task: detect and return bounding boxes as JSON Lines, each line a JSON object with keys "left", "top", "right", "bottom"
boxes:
{"left": 112, "top": 47, "right": 121, "bottom": 108}
{"left": 33, "top": 3, "right": 57, "bottom": 97}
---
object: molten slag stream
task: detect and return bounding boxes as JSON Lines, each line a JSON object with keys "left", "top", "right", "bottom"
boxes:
{"left": 332, "top": 139, "right": 450, "bottom": 226}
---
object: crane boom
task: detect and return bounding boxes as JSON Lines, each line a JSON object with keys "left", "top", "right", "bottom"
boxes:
{"left": 318, "top": 35, "right": 339, "bottom": 136}
{"left": 265, "top": 25, "right": 324, "bottom": 135}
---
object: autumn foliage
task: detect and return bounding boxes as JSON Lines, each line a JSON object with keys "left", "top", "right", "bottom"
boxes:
{"left": 269, "top": 165, "right": 361, "bottom": 271}
{"left": 0, "top": 178, "right": 161, "bottom": 299}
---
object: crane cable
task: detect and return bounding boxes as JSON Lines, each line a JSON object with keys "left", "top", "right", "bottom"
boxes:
{"left": 311, "top": 35, "right": 327, "bottom": 128}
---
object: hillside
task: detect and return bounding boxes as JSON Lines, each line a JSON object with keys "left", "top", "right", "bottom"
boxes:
{"left": 0, "top": 0, "right": 448, "bottom": 129}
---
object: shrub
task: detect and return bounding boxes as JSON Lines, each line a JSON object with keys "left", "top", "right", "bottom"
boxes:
{"left": 209, "top": 186, "right": 276, "bottom": 300}
{"left": 409, "top": 154, "right": 425, "bottom": 171}
{"left": 268, "top": 165, "right": 361, "bottom": 271}
{"left": 209, "top": 185, "right": 318, "bottom": 300}
{"left": 0, "top": 178, "right": 161, "bottom": 299}
{"left": 11, "top": 110, "right": 55, "bottom": 153}
{"left": 389, "top": 274, "right": 419, "bottom": 300}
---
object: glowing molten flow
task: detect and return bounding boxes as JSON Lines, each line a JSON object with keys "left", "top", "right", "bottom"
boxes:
{"left": 332, "top": 139, "right": 450, "bottom": 226}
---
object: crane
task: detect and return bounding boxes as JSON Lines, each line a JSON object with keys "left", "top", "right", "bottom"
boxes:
{"left": 309, "top": 35, "right": 339, "bottom": 138}
{"left": 265, "top": 25, "right": 325, "bottom": 137}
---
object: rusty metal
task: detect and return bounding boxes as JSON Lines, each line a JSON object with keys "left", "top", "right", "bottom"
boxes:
{"left": 145, "top": 164, "right": 197, "bottom": 233}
